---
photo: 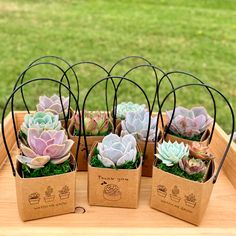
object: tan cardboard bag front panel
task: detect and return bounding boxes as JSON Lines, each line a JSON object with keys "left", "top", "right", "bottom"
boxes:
{"left": 88, "top": 165, "right": 142, "bottom": 208}
{"left": 16, "top": 161, "right": 76, "bottom": 221}
{"left": 150, "top": 166, "right": 214, "bottom": 225}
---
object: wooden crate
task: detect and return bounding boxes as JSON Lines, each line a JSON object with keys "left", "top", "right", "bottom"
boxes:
{"left": 0, "top": 111, "right": 236, "bottom": 236}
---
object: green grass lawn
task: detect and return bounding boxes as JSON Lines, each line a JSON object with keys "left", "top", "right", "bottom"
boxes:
{"left": 0, "top": 0, "right": 235, "bottom": 133}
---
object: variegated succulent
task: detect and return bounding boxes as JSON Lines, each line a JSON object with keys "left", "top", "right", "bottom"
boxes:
{"left": 189, "top": 142, "right": 214, "bottom": 160}
{"left": 179, "top": 156, "right": 206, "bottom": 175}
{"left": 96, "top": 133, "right": 137, "bottom": 167}
{"left": 166, "top": 106, "right": 213, "bottom": 138}
{"left": 121, "top": 110, "right": 159, "bottom": 141}
{"left": 74, "top": 111, "right": 111, "bottom": 136}
{"left": 17, "top": 128, "right": 74, "bottom": 169}
{"left": 36, "top": 95, "right": 69, "bottom": 119}
{"left": 155, "top": 141, "right": 189, "bottom": 166}
{"left": 115, "top": 102, "right": 146, "bottom": 120}
{"left": 20, "top": 112, "right": 61, "bottom": 136}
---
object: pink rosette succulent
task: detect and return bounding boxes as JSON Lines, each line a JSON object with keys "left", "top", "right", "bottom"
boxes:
{"left": 36, "top": 95, "right": 69, "bottom": 119}
{"left": 179, "top": 156, "right": 206, "bottom": 175}
{"left": 189, "top": 142, "right": 214, "bottom": 161}
{"left": 74, "top": 111, "right": 111, "bottom": 135}
{"left": 166, "top": 106, "right": 213, "bottom": 138}
{"left": 17, "top": 128, "right": 74, "bottom": 169}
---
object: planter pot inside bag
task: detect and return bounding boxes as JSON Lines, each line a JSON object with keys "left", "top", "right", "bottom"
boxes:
{"left": 88, "top": 141, "right": 142, "bottom": 208}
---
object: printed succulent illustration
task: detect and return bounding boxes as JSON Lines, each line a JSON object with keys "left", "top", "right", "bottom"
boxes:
{"left": 20, "top": 111, "right": 61, "bottom": 136}
{"left": 74, "top": 111, "right": 111, "bottom": 136}
{"left": 155, "top": 141, "right": 189, "bottom": 166}
{"left": 121, "top": 110, "right": 159, "bottom": 141}
{"left": 17, "top": 128, "right": 74, "bottom": 169}
{"left": 179, "top": 156, "right": 206, "bottom": 175}
{"left": 166, "top": 106, "right": 213, "bottom": 138}
{"left": 36, "top": 95, "right": 70, "bottom": 119}
{"left": 96, "top": 133, "right": 137, "bottom": 167}
{"left": 189, "top": 142, "right": 214, "bottom": 160}
{"left": 115, "top": 102, "right": 146, "bottom": 120}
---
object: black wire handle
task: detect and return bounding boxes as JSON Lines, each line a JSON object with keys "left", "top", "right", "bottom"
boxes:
{"left": 1, "top": 78, "right": 81, "bottom": 177}
{"left": 155, "top": 83, "right": 235, "bottom": 184}
{"left": 81, "top": 76, "right": 152, "bottom": 159}
{"left": 157, "top": 71, "right": 217, "bottom": 145}
{"left": 11, "top": 62, "right": 73, "bottom": 148}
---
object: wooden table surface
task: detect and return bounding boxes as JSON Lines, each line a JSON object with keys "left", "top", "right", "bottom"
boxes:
{"left": 0, "top": 112, "right": 236, "bottom": 236}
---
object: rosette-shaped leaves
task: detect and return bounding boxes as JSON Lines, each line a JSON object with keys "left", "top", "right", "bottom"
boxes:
{"left": 36, "top": 95, "right": 69, "bottom": 119}
{"left": 116, "top": 102, "right": 145, "bottom": 120}
{"left": 21, "top": 112, "right": 61, "bottom": 136}
{"left": 74, "top": 111, "right": 111, "bottom": 135}
{"left": 166, "top": 106, "right": 213, "bottom": 138}
{"left": 155, "top": 141, "right": 189, "bottom": 166}
{"left": 179, "top": 156, "right": 206, "bottom": 175}
{"left": 96, "top": 133, "right": 137, "bottom": 167}
{"left": 17, "top": 128, "right": 74, "bottom": 169}
{"left": 189, "top": 142, "right": 214, "bottom": 160}
{"left": 121, "top": 110, "right": 159, "bottom": 141}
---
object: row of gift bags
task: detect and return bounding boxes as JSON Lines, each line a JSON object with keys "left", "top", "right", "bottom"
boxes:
{"left": 1, "top": 56, "right": 235, "bottom": 225}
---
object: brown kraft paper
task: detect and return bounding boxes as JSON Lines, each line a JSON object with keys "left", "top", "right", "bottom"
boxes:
{"left": 164, "top": 126, "right": 211, "bottom": 146}
{"left": 15, "top": 156, "right": 76, "bottom": 221}
{"left": 88, "top": 143, "right": 142, "bottom": 208}
{"left": 150, "top": 161, "right": 215, "bottom": 225}
{"left": 68, "top": 120, "right": 104, "bottom": 171}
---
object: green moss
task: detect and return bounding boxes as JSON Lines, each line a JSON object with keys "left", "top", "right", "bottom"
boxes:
{"left": 168, "top": 129, "right": 203, "bottom": 142}
{"left": 90, "top": 147, "right": 141, "bottom": 169}
{"left": 22, "top": 160, "right": 72, "bottom": 178}
{"left": 158, "top": 163, "right": 204, "bottom": 182}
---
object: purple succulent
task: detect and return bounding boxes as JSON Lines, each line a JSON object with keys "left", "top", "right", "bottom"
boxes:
{"left": 179, "top": 156, "right": 206, "bottom": 175}
{"left": 17, "top": 128, "right": 74, "bottom": 169}
{"left": 36, "top": 95, "right": 69, "bottom": 119}
{"left": 166, "top": 106, "right": 213, "bottom": 138}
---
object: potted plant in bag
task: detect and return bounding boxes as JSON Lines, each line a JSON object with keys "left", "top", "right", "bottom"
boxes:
{"left": 68, "top": 111, "right": 113, "bottom": 170}
{"left": 88, "top": 133, "right": 142, "bottom": 208}
{"left": 164, "top": 106, "right": 213, "bottom": 146}
{"left": 14, "top": 111, "right": 76, "bottom": 221}
{"left": 150, "top": 140, "right": 215, "bottom": 225}
{"left": 116, "top": 109, "right": 161, "bottom": 177}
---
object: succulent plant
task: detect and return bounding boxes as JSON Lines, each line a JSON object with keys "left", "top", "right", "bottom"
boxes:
{"left": 121, "top": 110, "right": 159, "bottom": 141}
{"left": 96, "top": 133, "right": 137, "bottom": 167}
{"left": 115, "top": 102, "right": 146, "bottom": 120}
{"left": 74, "top": 111, "right": 111, "bottom": 136}
{"left": 179, "top": 156, "right": 206, "bottom": 175}
{"left": 155, "top": 141, "right": 189, "bottom": 166}
{"left": 189, "top": 142, "right": 214, "bottom": 160}
{"left": 166, "top": 106, "right": 213, "bottom": 138}
{"left": 233, "top": 132, "right": 236, "bottom": 141}
{"left": 20, "top": 112, "right": 61, "bottom": 136}
{"left": 36, "top": 95, "right": 69, "bottom": 119}
{"left": 17, "top": 128, "right": 74, "bottom": 169}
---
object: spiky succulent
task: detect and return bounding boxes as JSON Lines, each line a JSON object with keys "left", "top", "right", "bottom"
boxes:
{"left": 115, "top": 102, "right": 146, "bottom": 120}
{"left": 166, "top": 106, "right": 213, "bottom": 138}
{"left": 74, "top": 111, "right": 111, "bottom": 136}
{"left": 96, "top": 133, "right": 137, "bottom": 167}
{"left": 155, "top": 141, "right": 189, "bottom": 166}
{"left": 17, "top": 128, "right": 74, "bottom": 169}
{"left": 179, "top": 156, "right": 206, "bottom": 175}
{"left": 189, "top": 142, "right": 214, "bottom": 160}
{"left": 20, "top": 112, "right": 61, "bottom": 136}
{"left": 121, "top": 110, "right": 159, "bottom": 141}
{"left": 36, "top": 95, "right": 69, "bottom": 119}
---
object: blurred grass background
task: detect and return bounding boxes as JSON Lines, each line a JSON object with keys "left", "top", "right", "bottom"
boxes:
{"left": 0, "top": 0, "right": 235, "bottom": 132}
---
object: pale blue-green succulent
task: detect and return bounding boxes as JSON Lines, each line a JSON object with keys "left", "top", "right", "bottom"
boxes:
{"left": 116, "top": 102, "right": 145, "bottom": 120}
{"left": 155, "top": 141, "right": 189, "bottom": 166}
{"left": 20, "top": 111, "right": 61, "bottom": 136}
